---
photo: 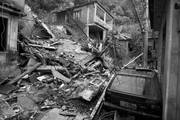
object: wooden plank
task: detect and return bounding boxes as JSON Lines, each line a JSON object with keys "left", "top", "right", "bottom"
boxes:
{"left": 51, "top": 67, "right": 71, "bottom": 83}
{"left": 37, "top": 65, "right": 65, "bottom": 72}
{"left": 8, "top": 63, "right": 41, "bottom": 84}
{"left": 28, "top": 44, "right": 57, "bottom": 50}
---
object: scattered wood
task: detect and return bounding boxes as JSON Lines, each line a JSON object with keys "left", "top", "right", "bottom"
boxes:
{"left": 79, "top": 89, "right": 95, "bottom": 101}
{"left": 41, "top": 108, "right": 68, "bottom": 120}
{"left": 98, "top": 44, "right": 110, "bottom": 57}
{"left": 37, "top": 65, "right": 65, "bottom": 72}
{"left": 0, "top": 99, "right": 16, "bottom": 119}
{"left": 88, "top": 61, "right": 101, "bottom": 70}
{"left": 74, "top": 114, "right": 88, "bottom": 120}
{"left": 71, "top": 71, "right": 81, "bottom": 79}
{"left": 90, "top": 78, "right": 104, "bottom": 87}
{"left": 59, "top": 111, "right": 76, "bottom": 117}
{"left": 79, "top": 55, "right": 96, "bottom": 68}
{"left": 0, "top": 84, "right": 18, "bottom": 95}
{"left": 8, "top": 62, "right": 41, "bottom": 84}
{"left": 27, "top": 57, "right": 39, "bottom": 68}
{"left": 121, "top": 53, "right": 143, "bottom": 69}
{"left": 51, "top": 67, "right": 71, "bottom": 83}
{"left": 82, "top": 71, "right": 100, "bottom": 77}
{"left": 40, "top": 21, "right": 55, "bottom": 39}
{"left": 50, "top": 41, "right": 62, "bottom": 46}
{"left": 28, "top": 44, "right": 57, "bottom": 50}
{"left": 64, "top": 67, "right": 72, "bottom": 78}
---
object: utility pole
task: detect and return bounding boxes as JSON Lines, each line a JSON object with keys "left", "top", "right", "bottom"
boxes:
{"left": 130, "top": 0, "right": 148, "bottom": 67}
{"left": 143, "top": 0, "right": 149, "bottom": 67}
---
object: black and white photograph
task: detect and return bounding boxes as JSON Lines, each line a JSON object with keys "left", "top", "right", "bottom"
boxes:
{"left": 0, "top": 0, "right": 177, "bottom": 120}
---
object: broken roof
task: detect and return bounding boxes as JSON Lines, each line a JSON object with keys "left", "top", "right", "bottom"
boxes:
{"left": 0, "top": 0, "right": 25, "bottom": 16}
{"left": 53, "top": 0, "right": 114, "bottom": 19}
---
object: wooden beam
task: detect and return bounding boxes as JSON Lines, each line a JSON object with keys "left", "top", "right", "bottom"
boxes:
{"left": 8, "top": 63, "right": 41, "bottom": 84}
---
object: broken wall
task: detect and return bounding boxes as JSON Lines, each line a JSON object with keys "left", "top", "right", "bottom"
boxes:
{"left": 0, "top": 13, "right": 19, "bottom": 81}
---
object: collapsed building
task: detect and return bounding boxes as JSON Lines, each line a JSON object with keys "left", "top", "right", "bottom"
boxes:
{"left": 0, "top": 1, "right": 115, "bottom": 120}
{"left": 51, "top": 0, "right": 113, "bottom": 43}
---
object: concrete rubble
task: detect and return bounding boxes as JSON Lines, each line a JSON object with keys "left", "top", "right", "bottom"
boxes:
{"left": 0, "top": 7, "right": 113, "bottom": 120}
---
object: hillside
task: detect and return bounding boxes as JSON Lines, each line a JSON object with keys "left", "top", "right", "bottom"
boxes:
{"left": 26, "top": 0, "right": 145, "bottom": 33}
{"left": 25, "top": 0, "right": 146, "bottom": 61}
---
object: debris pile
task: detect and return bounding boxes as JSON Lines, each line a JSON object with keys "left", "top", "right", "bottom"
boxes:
{"left": 0, "top": 12, "right": 113, "bottom": 120}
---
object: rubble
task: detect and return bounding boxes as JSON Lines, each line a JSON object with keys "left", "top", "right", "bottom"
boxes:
{"left": 0, "top": 8, "right": 114, "bottom": 120}
{"left": 41, "top": 108, "right": 69, "bottom": 120}
{"left": 51, "top": 67, "right": 71, "bottom": 83}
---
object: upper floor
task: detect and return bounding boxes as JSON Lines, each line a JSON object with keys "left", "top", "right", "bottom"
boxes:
{"left": 53, "top": 0, "right": 113, "bottom": 31}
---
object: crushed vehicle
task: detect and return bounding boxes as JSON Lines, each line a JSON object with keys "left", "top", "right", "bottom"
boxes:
{"left": 93, "top": 68, "right": 162, "bottom": 120}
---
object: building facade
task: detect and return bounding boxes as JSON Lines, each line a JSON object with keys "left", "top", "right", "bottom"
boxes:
{"left": 149, "top": 0, "right": 180, "bottom": 120}
{"left": 0, "top": 0, "right": 24, "bottom": 78}
{"left": 53, "top": 0, "right": 113, "bottom": 42}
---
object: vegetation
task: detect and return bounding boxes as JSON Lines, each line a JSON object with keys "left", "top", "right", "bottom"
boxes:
{"left": 99, "top": 0, "right": 146, "bottom": 63}
{"left": 25, "top": 0, "right": 73, "bottom": 18}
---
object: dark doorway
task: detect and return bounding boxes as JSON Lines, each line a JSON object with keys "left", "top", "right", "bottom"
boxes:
{"left": 0, "top": 16, "right": 8, "bottom": 52}
{"left": 89, "top": 26, "right": 103, "bottom": 41}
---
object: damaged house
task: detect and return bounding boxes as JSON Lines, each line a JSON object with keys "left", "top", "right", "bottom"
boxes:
{"left": 0, "top": 0, "right": 24, "bottom": 77}
{"left": 52, "top": 0, "right": 113, "bottom": 42}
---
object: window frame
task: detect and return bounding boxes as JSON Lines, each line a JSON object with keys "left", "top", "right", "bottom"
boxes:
{"left": 96, "top": 5, "right": 105, "bottom": 21}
